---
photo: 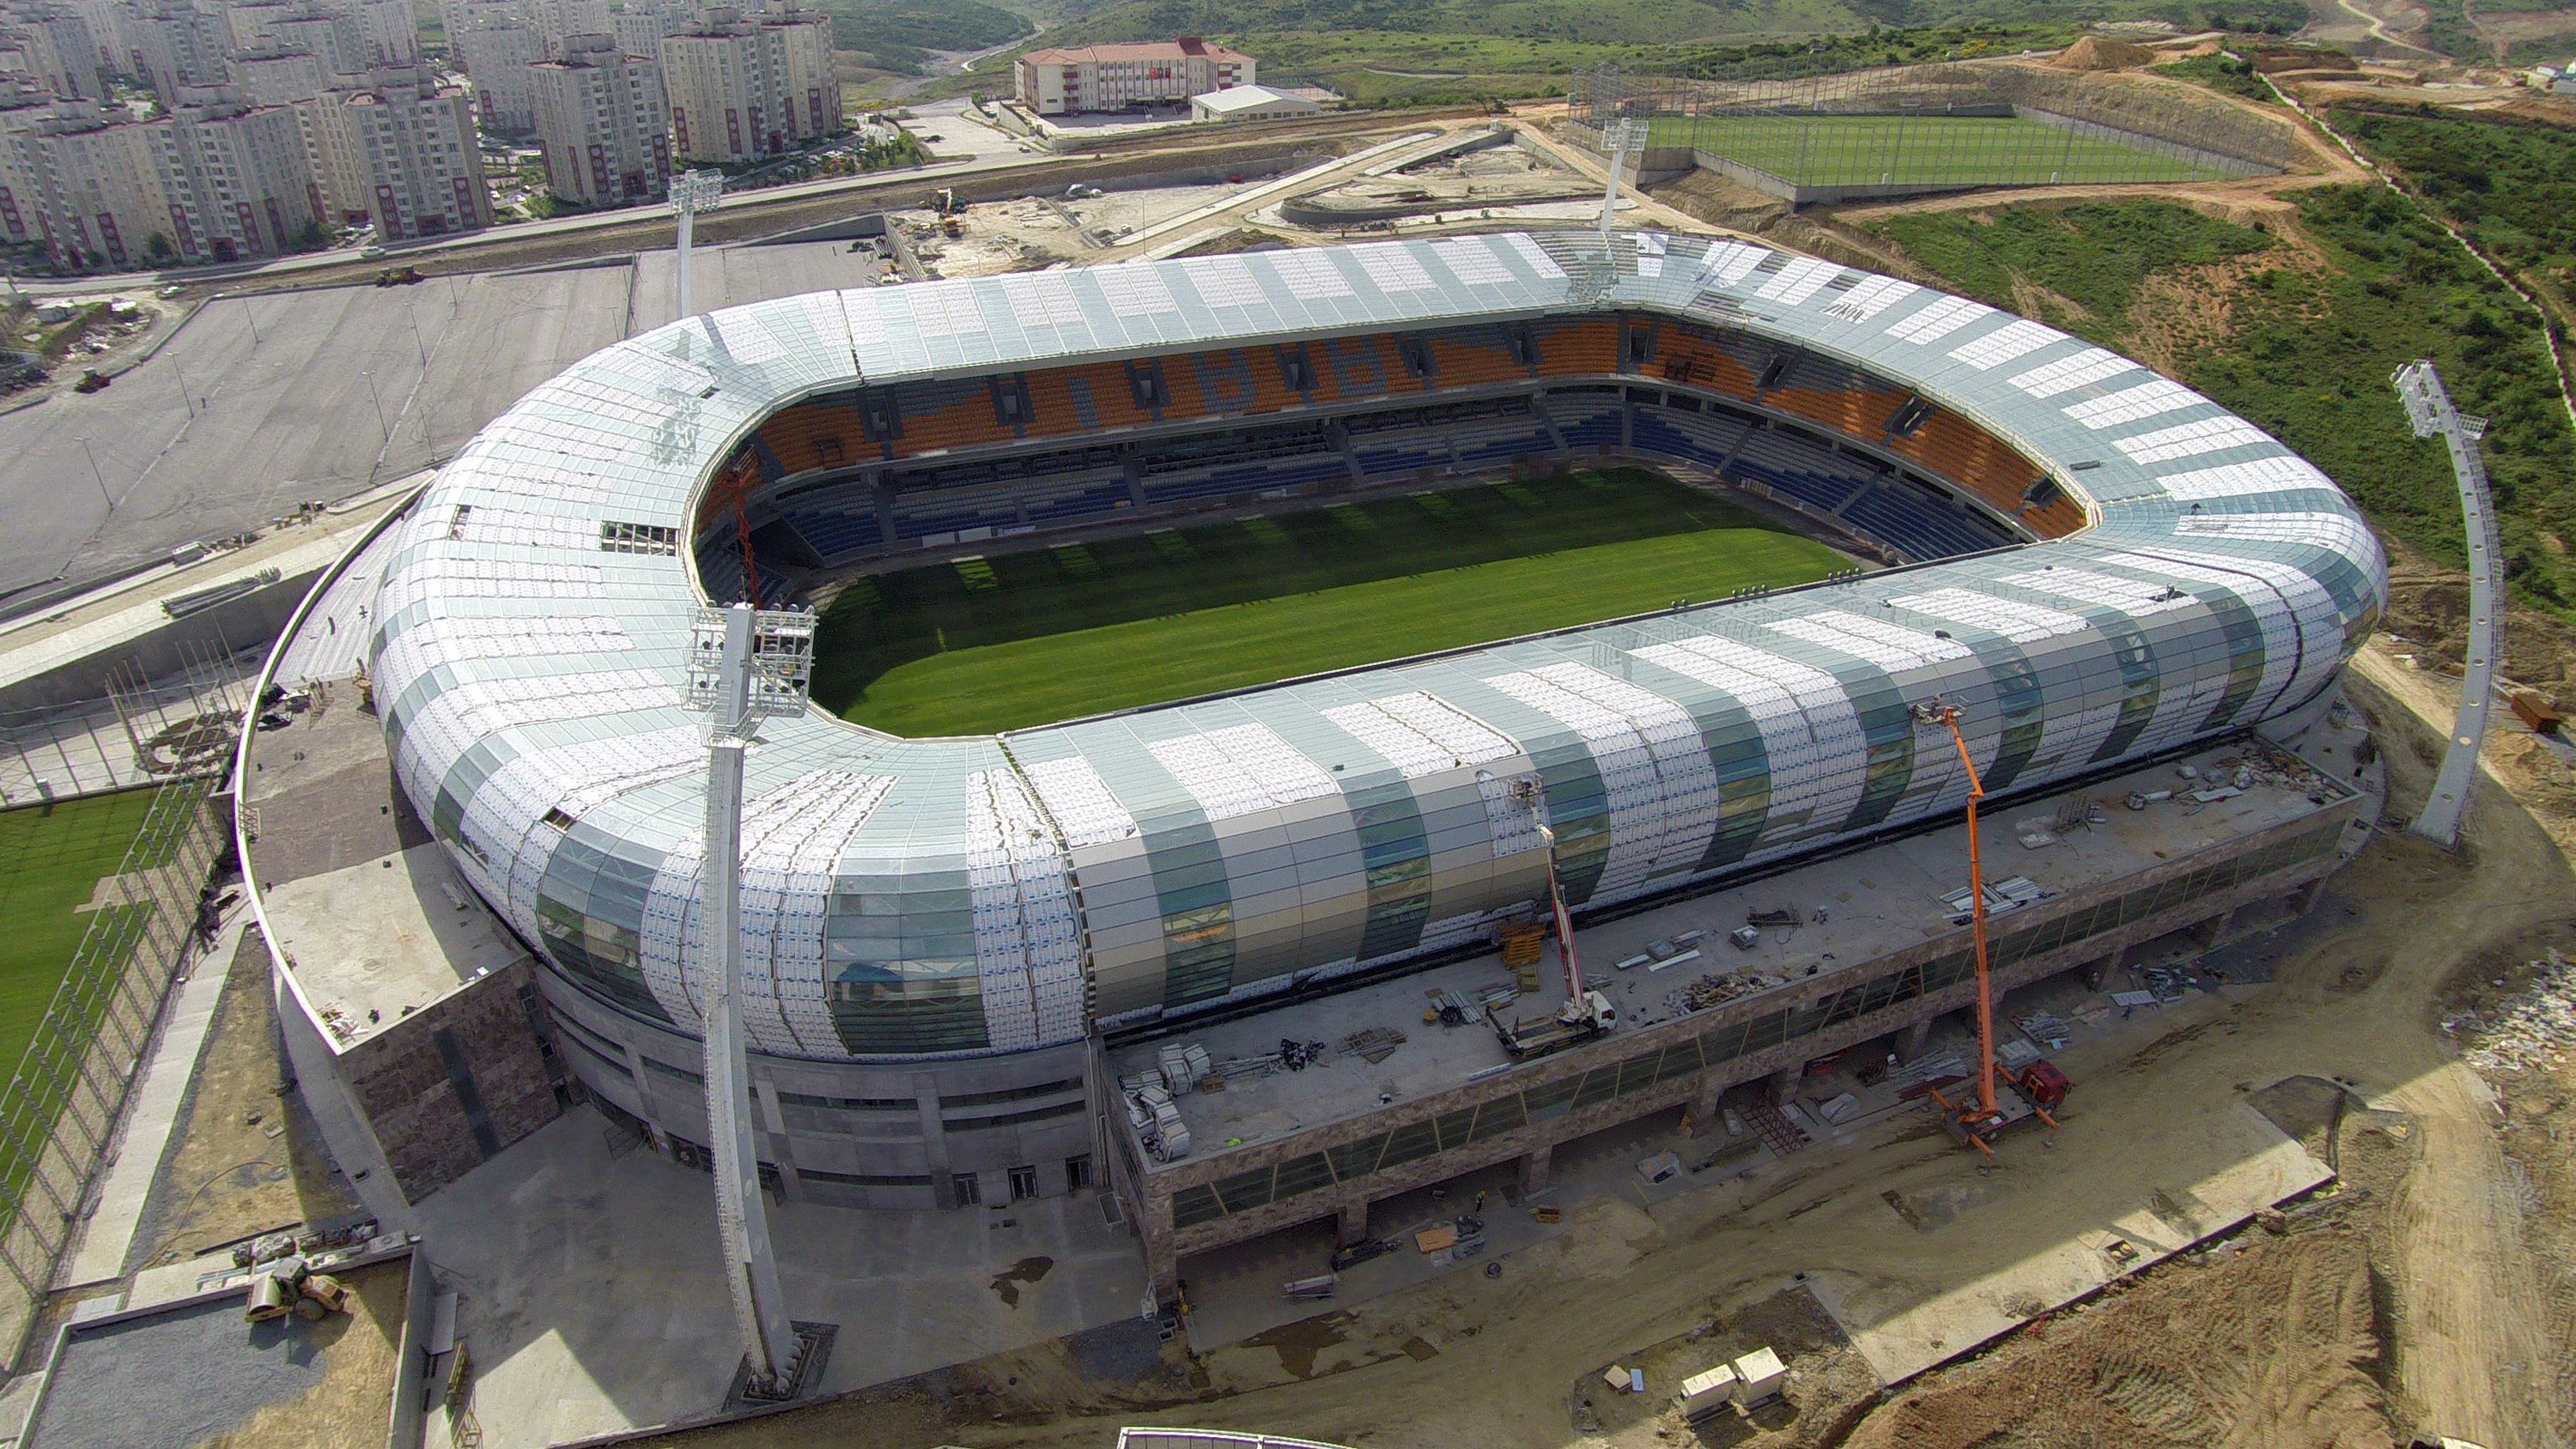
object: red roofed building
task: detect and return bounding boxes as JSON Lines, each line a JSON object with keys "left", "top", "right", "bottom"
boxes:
{"left": 1013, "top": 37, "right": 1254, "bottom": 115}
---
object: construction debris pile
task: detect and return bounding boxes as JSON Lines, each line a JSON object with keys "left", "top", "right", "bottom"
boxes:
{"left": 2451, "top": 949, "right": 2576, "bottom": 1074}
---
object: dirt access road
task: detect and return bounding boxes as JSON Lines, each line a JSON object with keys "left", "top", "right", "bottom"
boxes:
{"left": 638, "top": 639, "right": 2576, "bottom": 1448}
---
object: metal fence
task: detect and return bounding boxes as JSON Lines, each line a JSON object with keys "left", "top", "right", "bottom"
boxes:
{"left": 0, "top": 646, "right": 259, "bottom": 807}
{"left": 1570, "top": 62, "right": 2296, "bottom": 202}
{"left": 0, "top": 773, "right": 232, "bottom": 1364}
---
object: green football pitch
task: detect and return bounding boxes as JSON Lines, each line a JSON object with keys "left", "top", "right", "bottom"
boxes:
{"left": 812, "top": 467, "right": 1850, "bottom": 737}
{"left": 0, "top": 788, "right": 167, "bottom": 1073}
{"left": 1648, "top": 113, "right": 2232, "bottom": 188}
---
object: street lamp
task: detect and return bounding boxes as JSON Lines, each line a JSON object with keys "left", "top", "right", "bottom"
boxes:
{"left": 670, "top": 170, "right": 725, "bottom": 320}
{"left": 406, "top": 303, "right": 427, "bottom": 368}
{"left": 683, "top": 603, "right": 818, "bottom": 1399}
{"left": 171, "top": 355, "right": 196, "bottom": 417}
{"left": 240, "top": 295, "right": 259, "bottom": 347}
{"left": 75, "top": 437, "right": 111, "bottom": 512}
{"left": 359, "top": 368, "right": 390, "bottom": 447}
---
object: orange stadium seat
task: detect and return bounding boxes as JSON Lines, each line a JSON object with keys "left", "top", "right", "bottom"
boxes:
{"left": 755, "top": 403, "right": 856, "bottom": 475}
{"left": 1533, "top": 318, "right": 1619, "bottom": 378}
{"left": 1427, "top": 334, "right": 1523, "bottom": 390}
{"left": 1765, "top": 385, "right": 1905, "bottom": 440}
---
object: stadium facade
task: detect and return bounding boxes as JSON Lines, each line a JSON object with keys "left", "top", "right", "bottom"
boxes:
{"left": 252, "top": 229, "right": 2385, "bottom": 1271}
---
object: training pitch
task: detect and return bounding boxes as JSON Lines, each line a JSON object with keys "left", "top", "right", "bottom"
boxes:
{"left": 0, "top": 788, "right": 166, "bottom": 1071}
{"left": 812, "top": 467, "right": 1850, "bottom": 736}
{"left": 1648, "top": 114, "right": 2231, "bottom": 188}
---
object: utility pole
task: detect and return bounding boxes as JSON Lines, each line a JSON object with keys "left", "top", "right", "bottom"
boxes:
{"left": 1597, "top": 117, "right": 1646, "bottom": 241}
{"left": 683, "top": 603, "right": 817, "bottom": 1399}
{"left": 2392, "top": 360, "right": 2500, "bottom": 848}
{"left": 671, "top": 170, "right": 725, "bottom": 321}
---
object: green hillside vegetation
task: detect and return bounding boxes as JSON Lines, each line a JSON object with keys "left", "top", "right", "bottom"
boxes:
{"left": 1871, "top": 201, "right": 2273, "bottom": 335}
{"left": 812, "top": 469, "right": 1845, "bottom": 734}
{"left": 1874, "top": 192, "right": 2576, "bottom": 611}
{"left": 2150, "top": 52, "right": 2277, "bottom": 103}
{"left": 2331, "top": 106, "right": 2576, "bottom": 321}
{"left": 809, "top": 0, "right": 1032, "bottom": 74}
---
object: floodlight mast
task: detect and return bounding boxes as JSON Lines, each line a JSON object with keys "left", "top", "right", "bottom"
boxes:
{"left": 1599, "top": 118, "right": 1647, "bottom": 241}
{"left": 686, "top": 602, "right": 815, "bottom": 1393}
{"left": 2391, "top": 360, "right": 2499, "bottom": 849}
{"left": 671, "top": 170, "right": 726, "bottom": 321}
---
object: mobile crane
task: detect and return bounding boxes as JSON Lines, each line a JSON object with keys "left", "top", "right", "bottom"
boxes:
{"left": 1490, "top": 777, "right": 1619, "bottom": 1058}
{"left": 1910, "top": 700, "right": 2069, "bottom": 1155}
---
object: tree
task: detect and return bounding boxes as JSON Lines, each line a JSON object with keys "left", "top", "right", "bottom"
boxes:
{"left": 144, "top": 232, "right": 173, "bottom": 264}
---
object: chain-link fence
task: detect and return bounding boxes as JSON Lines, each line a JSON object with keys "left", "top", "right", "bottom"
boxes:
{"left": 0, "top": 646, "right": 258, "bottom": 807}
{"left": 1571, "top": 61, "right": 2296, "bottom": 203}
{"left": 0, "top": 772, "right": 233, "bottom": 1365}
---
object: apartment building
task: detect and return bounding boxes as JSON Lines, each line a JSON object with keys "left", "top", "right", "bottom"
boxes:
{"left": 128, "top": 2, "right": 232, "bottom": 104}
{"left": 1013, "top": 37, "right": 1252, "bottom": 116}
{"left": 307, "top": 65, "right": 488, "bottom": 236}
{"left": 608, "top": 0, "right": 690, "bottom": 66}
{"left": 527, "top": 29, "right": 664, "bottom": 205}
{"left": 659, "top": 0, "right": 833, "bottom": 163}
{"left": 340, "top": 0, "right": 420, "bottom": 67}
{"left": 455, "top": 19, "right": 540, "bottom": 130}
{"left": 527, "top": 0, "right": 608, "bottom": 56}
{"left": 16, "top": 106, "right": 162, "bottom": 266}
{"left": 226, "top": 43, "right": 325, "bottom": 104}
{"left": 145, "top": 83, "right": 322, "bottom": 260}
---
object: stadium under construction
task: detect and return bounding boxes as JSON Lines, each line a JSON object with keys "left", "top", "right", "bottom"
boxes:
{"left": 237, "top": 227, "right": 2388, "bottom": 1304}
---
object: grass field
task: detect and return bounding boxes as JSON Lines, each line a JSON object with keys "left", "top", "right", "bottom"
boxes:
{"left": 0, "top": 789, "right": 167, "bottom": 1073}
{"left": 1647, "top": 113, "right": 2233, "bottom": 188}
{"left": 812, "top": 468, "right": 1848, "bottom": 736}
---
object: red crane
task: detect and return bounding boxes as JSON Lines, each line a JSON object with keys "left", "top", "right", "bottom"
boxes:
{"left": 1911, "top": 700, "right": 2065, "bottom": 1155}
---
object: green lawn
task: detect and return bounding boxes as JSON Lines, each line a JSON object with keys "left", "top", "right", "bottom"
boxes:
{"left": 0, "top": 788, "right": 167, "bottom": 1073}
{"left": 1650, "top": 113, "right": 2234, "bottom": 188}
{"left": 814, "top": 468, "right": 1848, "bottom": 736}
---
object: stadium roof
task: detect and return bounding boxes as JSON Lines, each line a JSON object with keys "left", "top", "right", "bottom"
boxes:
{"left": 355, "top": 228, "right": 2385, "bottom": 1062}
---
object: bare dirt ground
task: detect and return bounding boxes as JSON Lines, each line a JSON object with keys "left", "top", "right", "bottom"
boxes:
{"left": 128, "top": 921, "right": 361, "bottom": 1270}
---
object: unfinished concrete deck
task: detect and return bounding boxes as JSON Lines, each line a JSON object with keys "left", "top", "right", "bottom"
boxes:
{"left": 244, "top": 683, "right": 516, "bottom": 1051}
{"left": 1110, "top": 731, "right": 2361, "bottom": 1167}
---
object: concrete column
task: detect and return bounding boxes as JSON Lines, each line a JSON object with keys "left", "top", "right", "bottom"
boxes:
{"left": 1768, "top": 1065, "right": 1800, "bottom": 1103}
{"left": 1334, "top": 1196, "right": 1370, "bottom": 1247}
{"left": 1898, "top": 1018, "right": 1935, "bottom": 1062}
{"left": 1519, "top": 1144, "right": 1552, "bottom": 1197}
{"left": 619, "top": 1042, "right": 666, "bottom": 1148}
{"left": 916, "top": 1071, "right": 954, "bottom": 1207}
{"left": 2289, "top": 877, "right": 2327, "bottom": 915}
{"left": 751, "top": 1077, "right": 800, "bottom": 1200}
{"left": 1689, "top": 1070, "right": 1725, "bottom": 1133}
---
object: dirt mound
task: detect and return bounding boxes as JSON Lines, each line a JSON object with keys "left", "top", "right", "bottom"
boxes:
{"left": 1847, "top": 1229, "right": 2395, "bottom": 1449}
{"left": 2053, "top": 35, "right": 2158, "bottom": 71}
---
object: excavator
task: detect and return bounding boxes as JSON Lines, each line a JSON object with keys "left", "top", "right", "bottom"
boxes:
{"left": 1910, "top": 700, "right": 2069, "bottom": 1155}
{"left": 1490, "top": 777, "right": 1619, "bottom": 1058}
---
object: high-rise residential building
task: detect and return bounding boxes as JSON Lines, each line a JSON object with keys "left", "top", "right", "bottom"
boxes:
{"left": 260, "top": 9, "right": 356, "bottom": 76}
{"left": 607, "top": 0, "right": 690, "bottom": 67}
{"left": 527, "top": 0, "right": 609, "bottom": 57}
{"left": 227, "top": 43, "right": 325, "bottom": 105}
{"left": 128, "top": 2, "right": 233, "bottom": 104}
{"left": 660, "top": 1, "right": 835, "bottom": 164}
{"left": 528, "top": 30, "right": 664, "bottom": 206}
{"left": 307, "top": 65, "right": 489, "bottom": 237}
{"left": 144, "top": 83, "right": 322, "bottom": 260}
{"left": 337, "top": 0, "right": 419, "bottom": 67}
{"left": 223, "top": 1, "right": 300, "bottom": 51}
{"left": 18, "top": 105, "right": 166, "bottom": 267}
{"left": 455, "top": 20, "right": 540, "bottom": 131}
{"left": 1013, "top": 37, "right": 1253, "bottom": 115}
{"left": 0, "top": 87, "right": 70, "bottom": 244}
{"left": 12, "top": 9, "right": 113, "bottom": 100}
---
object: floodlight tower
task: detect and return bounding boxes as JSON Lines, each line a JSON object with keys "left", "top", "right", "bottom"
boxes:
{"left": 671, "top": 170, "right": 726, "bottom": 320}
{"left": 684, "top": 602, "right": 817, "bottom": 1396}
{"left": 1598, "top": 117, "right": 1648, "bottom": 241}
{"left": 2391, "top": 360, "right": 2501, "bottom": 849}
